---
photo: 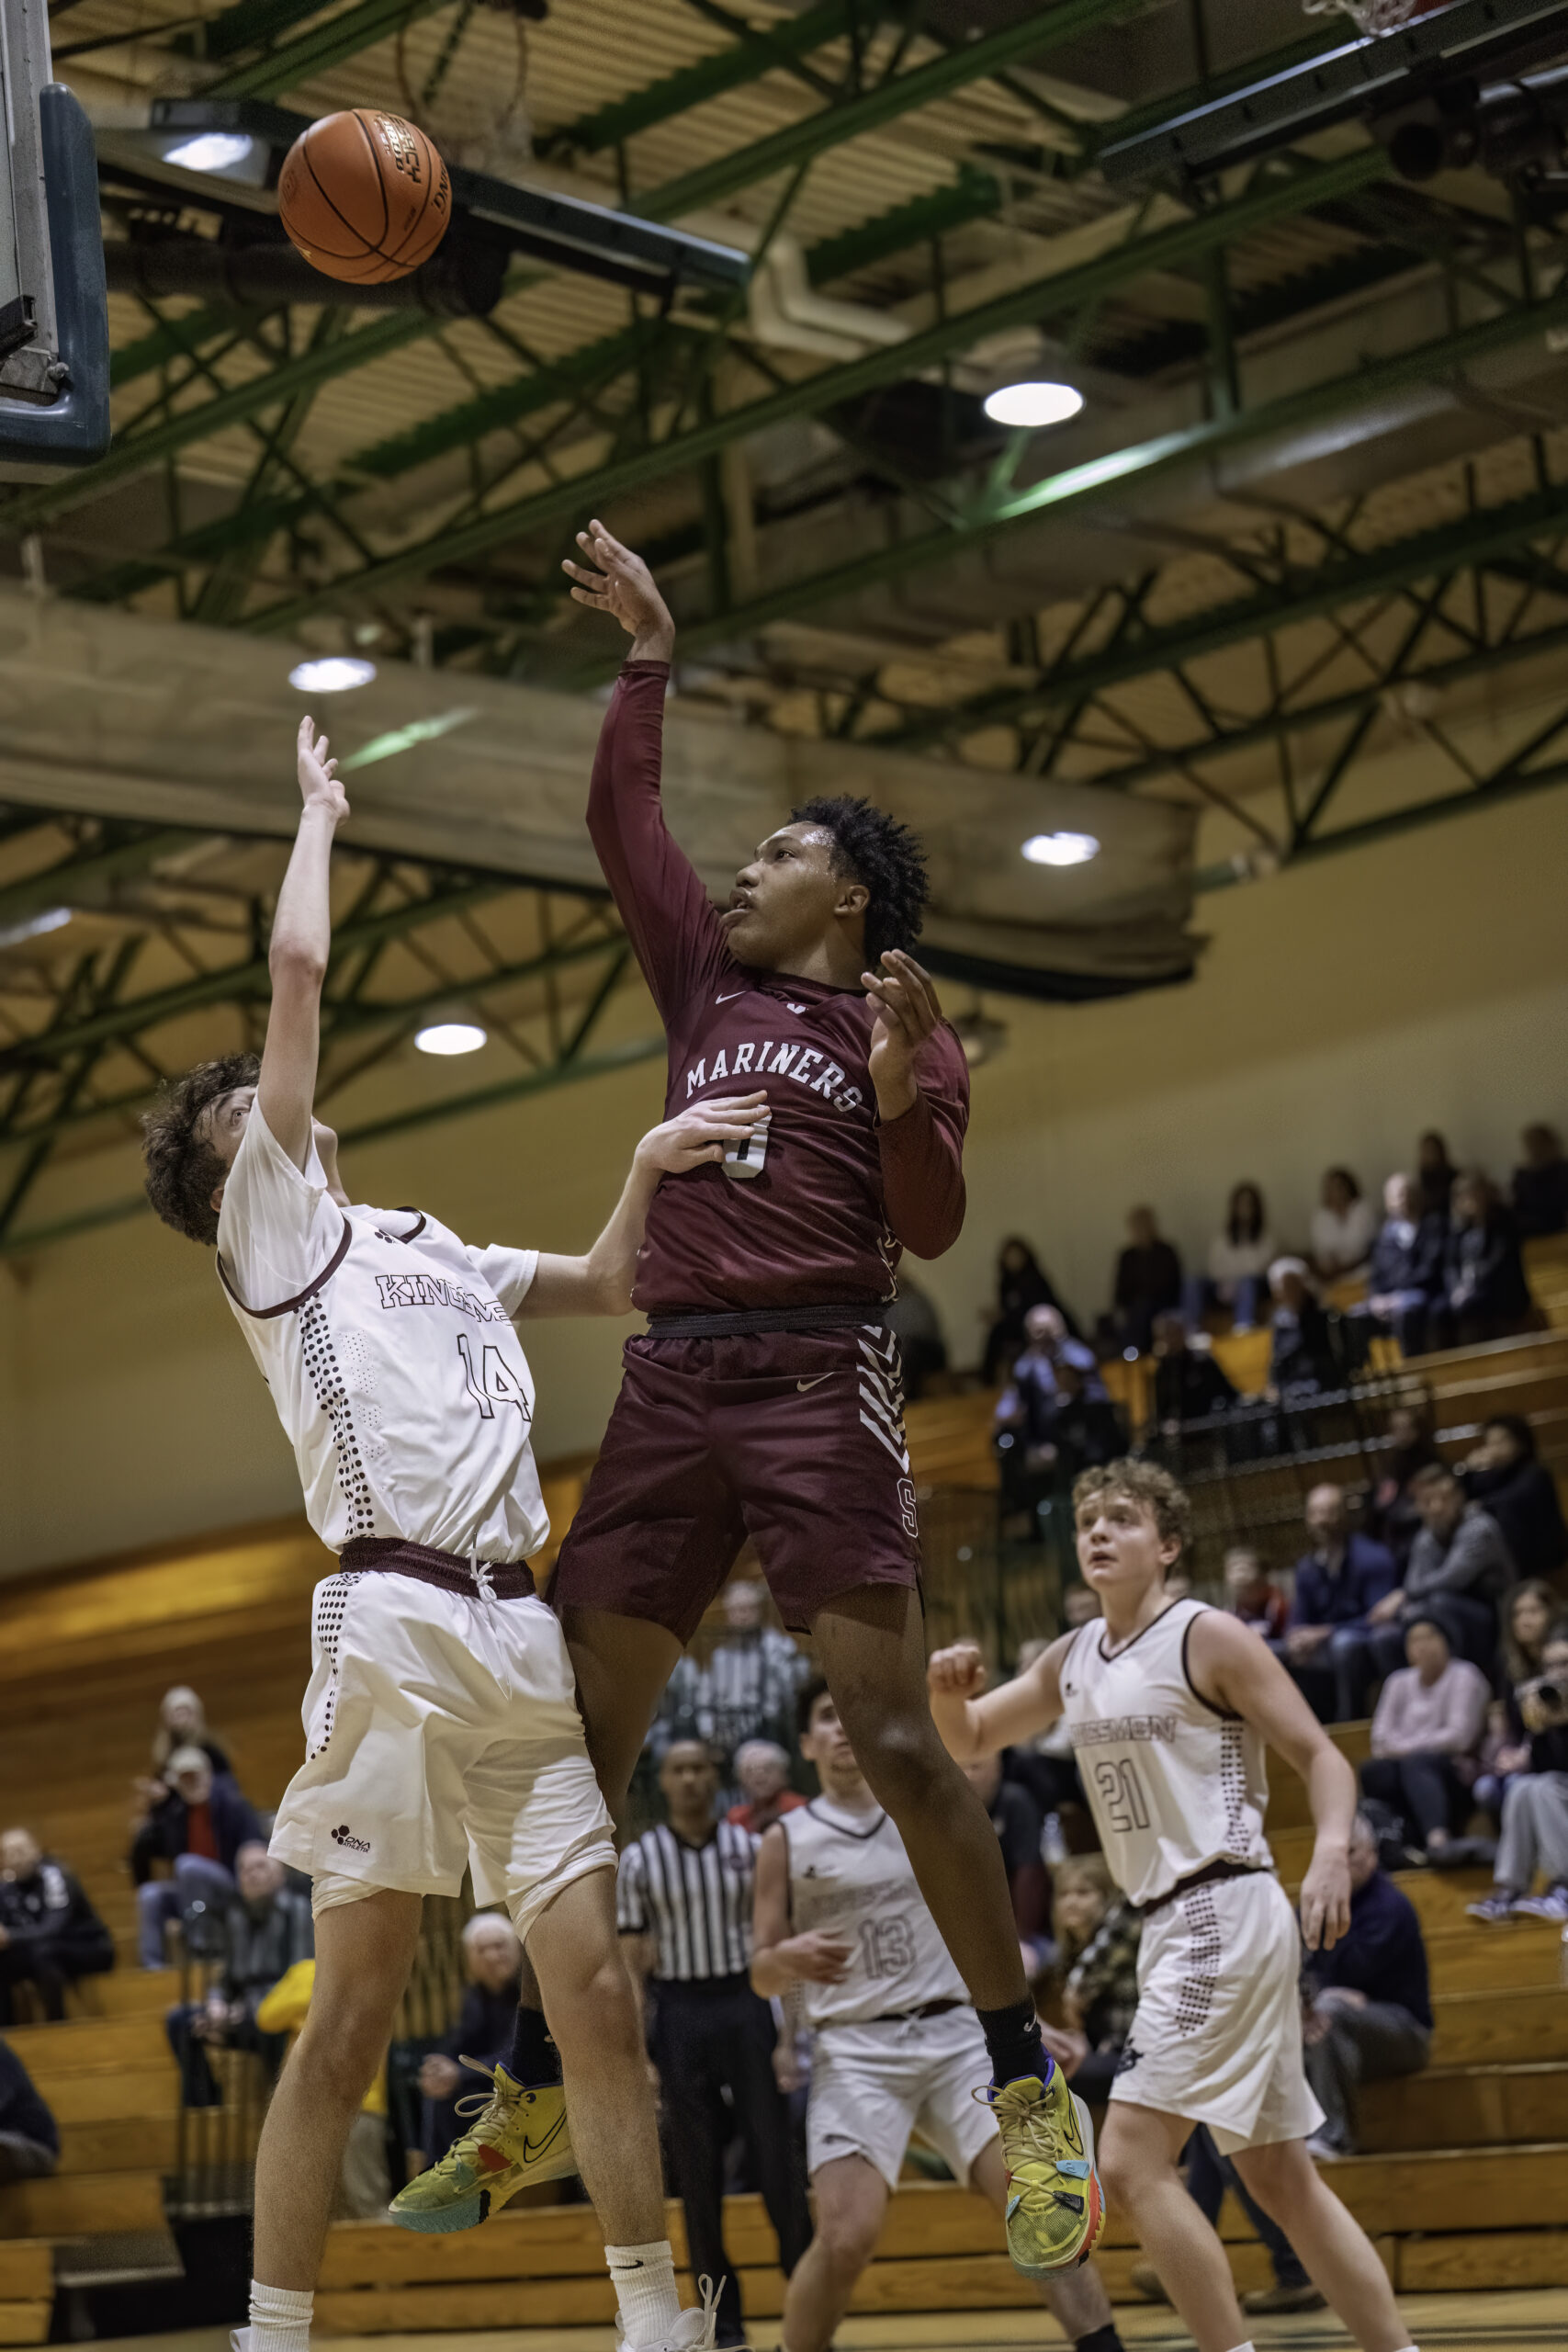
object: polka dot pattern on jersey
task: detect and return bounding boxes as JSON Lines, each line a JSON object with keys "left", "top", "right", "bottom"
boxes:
{"left": 308, "top": 1570, "right": 363, "bottom": 1761}
{"left": 1173, "top": 1883, "right": 1222, "bottom": 2037}
{"left": 300, "top": 1297, "right": 374, "bottom": 1537}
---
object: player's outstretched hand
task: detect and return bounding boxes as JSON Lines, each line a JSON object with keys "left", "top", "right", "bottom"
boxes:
{"left": 638, "top": 1092, "right": 770, "bottom": 1175}
{"left": 563, "top": 519, "right": 676, "bottom": 660}
{"left": 927, "top": 1641, "right": 987, "bottom": 1699}
{"left": 297, "top": 716, "right": 349, "bottom": 824}
{"left": 1299, "top": 1844, "right": 1352, "bottom": 1952}
{"left": 864, "top": 950, "right": 942, "bottom": 1115}
{"left": 784, "top": 1931, "right": 854, "bottom": 1984}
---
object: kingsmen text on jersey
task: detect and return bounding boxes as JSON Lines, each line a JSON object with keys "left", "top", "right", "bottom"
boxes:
{"left": 216, "top": 1104, "right": 547, "bottom": 1561}
{"left": 1060, "top": 1597, "right": 1273, "bottom": 1907}
{"left": 780, "top": 1798, "right": 967, "bottom": 2029}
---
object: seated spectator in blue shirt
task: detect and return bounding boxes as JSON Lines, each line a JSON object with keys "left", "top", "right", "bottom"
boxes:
{"left": 1346, "top": 1174, "right": 1448, "bottom": 1365}
{"left": 1461, "top": 1415, "right": 1568, "bottom": 1580}
{"left": 1511, "top": 1123, "right": 1568, "bottom": 1240}
{"left": 994, "top": 1306, "right": 1109, "bottom": 1521}
{"left": 1274, "top": 1483, "right": 1398, "bottom": 1722}
{"left": 1431, "top": 1171, "right": 1533, "bottom": 1350}
{"left": 414, "top": 1912, "right": 525, "bottom": 2168}
{"left": 0, "top": 2034, "right": 57, "bottom": 2185}
{"left": 130, "top": 1747, "right": 265, "bottom": 1970}
{"left": 1302, "top": 1814, "right": 1431, "bottom": 2156}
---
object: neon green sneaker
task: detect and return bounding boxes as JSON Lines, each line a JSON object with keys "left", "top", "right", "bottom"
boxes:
{"left": 985, "top": 2071, "right": 1104, "bottom": 2277}
{"left": 389, "top": 2060, "right": 575, "bottom": 2233}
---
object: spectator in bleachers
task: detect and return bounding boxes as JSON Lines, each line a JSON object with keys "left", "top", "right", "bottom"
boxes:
{"left": 703, "top": 1577, "right": 809, "bottom": 1766}
{"left": 1390, "top": 1460, "right": 1517, "bottom": 1671}
{"left": 1502, "top": 1579, "right": 1562, "bottom": 1688}
{"left": 1266, "top": 1258, "right": 1339, "bottom": 1399}
{"left": 1461, "top": 1416, "right": 1568, "bottom": 1580}
{"left": 1038, "top": 1859, "right": 1137, "bottom": 2106}
{"left": 1151, "top": 1314, "right": 1237, "bottom": 1430}
{"left": 1466, "top": 1624, "right": 1568, "bottom": 1923}
{"left": 1359, "top": 1617, "right": 1490, "bottom": 1858}
{"left": 981, "top": 1238, "right": 1078, "bottom": 1385}
{"left": 1276, "top": 1483, "right": 1398, "bottom": 1723}
{"left": 131, "top": 1746, "right": 264, "bottom": 1970}
{"left": 1110, "top": 1205, "right": 1182, "bottom": 1354}
{"left": 142, "top": 1685, "right": 231, "bottom": 1804}
{"left": 726, "top": 1741, "right": 805, "bottom": 1837}
{"left": 620, "top": 1736, "right": 809, "bottom": 2349}
{"left": 1472, "top": 1700, "right": 1532, "bottom": 1825}
{"left": 1432, "top": 1171, "right": 1534, "bottom": 1349}
{"left": 958, "top": 1753, "right": 1051, "bottom": 1977}
{"left": 413, "top": 1912, "right": 525, "bottom": 2170}
{"left": 994, "top": 1307, "right": 1110, "bottom": 1518}
{"left": 1311, "top": 1168, "right": 1376, "bottom": 1288}
{"left": 164, "top": 1843, "right": 311, "bottom": 2108}
{"left": 0, "top": 2035, "right": 57, "bottom": 2185}
{"left": 881, "top": 1273, "right": 947, "bottom": 1400}
{"left": 1041, "top": 1359, "right": 1125, "bottom": 1476}
{"left": 1366, "top": 1401, "right": 1443, "bottom": 1570}
{"left": 1224, "top": 1544, "right": 1290, "bottom": 1641}
{"left": 1301, "top": 1813, "right": 1431, "bottom": 2157}
{"left": 1348, "top": 1174, "right": 1447, "bottom": 1365}
{"left": 1191, "top": 1182, "right": 1276, "bottom": 1332}
{"left": 1418, "top": 1130, "right": 1460, "bottom": 1216}
{"left": 1511, "top": 1122, "right": 1568, "bottom": 1239}
{"left": 0, "top": 1828, "right": 114, "bottom": 2025}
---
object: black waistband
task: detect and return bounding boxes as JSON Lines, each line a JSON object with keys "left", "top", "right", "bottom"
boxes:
{"left": 1139, "top": 1858, "right": 1269, "bottom": 1920}
{"left": 645, "top": 1301, "right": 886, "bottom": 1340}
{"left": 339, "top": 1536, "right": 536, "bottom": 1600}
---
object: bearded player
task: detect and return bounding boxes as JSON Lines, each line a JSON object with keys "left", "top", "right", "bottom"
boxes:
{"left": 406, "top": 521, "right": 1097, "bottom": 2280}
{"left": 141, "top": 716, "right": 770, "bottom": 2352}
{"left": 754, "top": 1679, "right": 1122, "bottom": 2352}
{"left": 929, "top": 1462, "right": 1420, "bottom": 2352}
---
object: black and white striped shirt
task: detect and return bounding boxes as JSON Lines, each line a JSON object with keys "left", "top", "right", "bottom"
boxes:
{"left": 616, "top": 1820, "right": 757, "bottom": 1982}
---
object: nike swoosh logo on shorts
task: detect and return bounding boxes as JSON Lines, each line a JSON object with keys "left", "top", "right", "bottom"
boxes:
{"left": 797, "top": 1373, "right": 833, "bottom": 1392}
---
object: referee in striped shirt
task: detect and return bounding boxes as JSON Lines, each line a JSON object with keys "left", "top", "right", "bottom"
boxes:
{"left": 618, "top": 1738, "right": 811, "bottom": 2347}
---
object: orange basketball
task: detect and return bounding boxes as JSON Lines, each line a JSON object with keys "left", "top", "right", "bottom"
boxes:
{"left": 277, "top": 109, "right": 450, "bottom": 285}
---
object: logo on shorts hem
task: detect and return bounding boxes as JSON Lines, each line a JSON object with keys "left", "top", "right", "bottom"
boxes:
{"left": 330, "top": 1824, "right": 370, "bottom": 1853}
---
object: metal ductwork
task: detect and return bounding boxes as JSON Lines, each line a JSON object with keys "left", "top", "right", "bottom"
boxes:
{"left": 102, "top": 226, "right": 513, "bottom": 318}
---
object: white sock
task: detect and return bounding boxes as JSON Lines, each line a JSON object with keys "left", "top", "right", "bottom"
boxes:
{"left": 606, "top": 2240, "right": 681, "bottom": 2348}
{"left": 248, "top": 2282, "right": 312, "bottom": 2352}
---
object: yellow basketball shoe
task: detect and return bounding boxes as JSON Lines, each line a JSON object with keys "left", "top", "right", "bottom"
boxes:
{"left": 389, "top": 2060, "right": 576, "bottom": 2233}
{"left": 985, "top": 2069, "right": 1105, "bottom": 2278}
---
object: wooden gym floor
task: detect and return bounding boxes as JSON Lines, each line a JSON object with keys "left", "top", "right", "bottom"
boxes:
{"left": 92, "top": 2295, "right": 1568, "bottom": 2350}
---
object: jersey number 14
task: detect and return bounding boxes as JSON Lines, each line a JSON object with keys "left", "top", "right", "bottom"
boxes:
{"left": 457, "top": 1334, "right": 532, "bottom": 1421}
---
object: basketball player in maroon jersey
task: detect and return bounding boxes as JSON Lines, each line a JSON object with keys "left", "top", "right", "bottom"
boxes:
{"left": 465, "top": 521, "right": 1092, "bottom": 2278}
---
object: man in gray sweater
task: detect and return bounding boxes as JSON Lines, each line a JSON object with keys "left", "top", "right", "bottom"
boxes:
{"left": 1335, "top": 1463, "right": 1514, "bottom": 1708}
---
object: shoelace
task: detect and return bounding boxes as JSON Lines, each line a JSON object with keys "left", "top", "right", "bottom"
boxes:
{"left": 469, "top": 1555, "right": 497, "bottom": 1601}
{"left": 981, "top": 2083, "right": 1091, "bottom": 2188}
{"left": 450, "top": 2054, "right": 519, "bottom": 2137}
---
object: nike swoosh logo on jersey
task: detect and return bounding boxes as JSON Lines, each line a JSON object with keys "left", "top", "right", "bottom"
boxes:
{"left": 716, "top": 990, "right": 746, "bottom": 1003}
{"left": 797, "top": 1373, "right": 833, "bottom": 1392}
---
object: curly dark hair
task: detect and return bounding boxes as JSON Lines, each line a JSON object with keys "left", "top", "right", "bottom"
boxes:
{"left": 1072, "top": 1458, "right": 1192, "bottom": 1556}
{"left": 142, "top": 1052, "right": 260, "bottom": 1246}
{"left": 789, "top": 795, "right": 930, "bottom": 969}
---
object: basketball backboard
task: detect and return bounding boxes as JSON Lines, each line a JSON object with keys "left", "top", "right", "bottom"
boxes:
{"left": 0, "top": 0, "right": 108, "bottom": 474}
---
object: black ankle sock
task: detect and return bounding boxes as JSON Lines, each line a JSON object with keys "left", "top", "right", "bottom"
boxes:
{"left": 1074, "top": 2327, "right": 1123, "bottom": 2352}
{"left": 507, "top": 2004, "right": 561, "bottom": 2088}
{"left": 976, "top": 1996, "right": 1049, "bottom": 2088}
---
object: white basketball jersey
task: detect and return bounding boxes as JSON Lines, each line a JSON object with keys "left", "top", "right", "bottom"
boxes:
{"left": 1059, "top": 1598, "right": 1273, "bottom": 1907}
{"left": 216, "top": 1103, "right": 547, "bottom": 1562}
{"left": 779, "top": 1796, "right": 966, "bottom": 2030}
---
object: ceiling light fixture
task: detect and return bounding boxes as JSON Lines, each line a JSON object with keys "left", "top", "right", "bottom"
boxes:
{"left": 164, "top": 131, "right": 257, "bottom": 173}
{"left": 288, "top": 656, "right": 378, "bottom": 694}
{"left": 1022, "top": 831, "right": 1100, "bottom": 867}
{"left": 983, "top": 379, "right": 1084, "bottom": 430}
{"left": 414, "top": 1021, "right": 487, "bottom": 1057}
{"left": 0, "top": 906, "right": 71, "bottom": 951}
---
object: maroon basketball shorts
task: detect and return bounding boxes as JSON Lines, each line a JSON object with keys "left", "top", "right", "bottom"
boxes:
{"left": 547, "top": 1325, "right": 920, "bottom": 1641}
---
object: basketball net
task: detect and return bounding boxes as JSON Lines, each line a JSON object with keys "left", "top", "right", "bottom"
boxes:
{"left": 1303, "top": 0, "right": 1426, "bottom": 32}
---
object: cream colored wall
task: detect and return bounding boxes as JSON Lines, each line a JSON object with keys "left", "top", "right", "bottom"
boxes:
{"left": 3, "top": 780, "right": 1565, "bottom": 1577}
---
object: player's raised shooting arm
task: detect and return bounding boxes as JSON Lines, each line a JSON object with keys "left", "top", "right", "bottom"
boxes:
{"left": 926, "top": 1635, "right": 1070, "bottom": 1761}
{"left": 867, "top": 967, "right": 968, "bottom": 1259}
{"left": 562, "top": 521, "right": 728, "bottom": 1021}
{"left": 1187, "top": 1609, "right": 1356, "bottom": 1952}
{"left": 519, "top": 1094, "right": 769, "bottom": 1319}
{"left": 257, "top": 719, "right": 349, "bottom": 1173}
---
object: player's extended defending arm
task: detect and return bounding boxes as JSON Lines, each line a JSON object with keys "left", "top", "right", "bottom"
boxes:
{"left": 926, "top": 1638, "right": 1069, "bottom": 1762}
{"left": 257, "top": 718, "right": 349, "bottom": 1171}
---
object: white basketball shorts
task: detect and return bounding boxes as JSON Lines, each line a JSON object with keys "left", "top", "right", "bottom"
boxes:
{"left": 807, "top": 2009, "right": 996, "bottom": 2191}
{"left": 269, "top": 1568, "right": 615, "bottom": 1941}
{"left": 1110, "top": 1869, "right": 1325, "bottom": 2155}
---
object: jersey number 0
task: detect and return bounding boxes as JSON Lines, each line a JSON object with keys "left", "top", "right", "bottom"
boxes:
{"left": 457, "top": 1334, "right": 532, "bottom": 1421}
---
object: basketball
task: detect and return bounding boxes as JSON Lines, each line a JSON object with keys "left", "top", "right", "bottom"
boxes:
{"left": 276, "top": 107, "right": 450, "bottom": 285}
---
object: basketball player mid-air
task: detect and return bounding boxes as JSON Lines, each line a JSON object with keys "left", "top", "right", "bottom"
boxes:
{"left": 141, "top": 717, "right": 769, "bottom": 2352}
{"left": 929, "top": 1460, "right": 1422, "bottom": 2352}
{"left": 411, "top": 517, "right": 1096, "bottom": 2278}
{"left": 753, "top": 1679, "right": 1122, "bottom": 2352}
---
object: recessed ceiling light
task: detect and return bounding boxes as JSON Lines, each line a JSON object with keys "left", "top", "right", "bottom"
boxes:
{"left": 984, "top": 380, "right": 1085, "bottom": 430}
{"left": 414, "top": 1021, "right": 487, "bottom": 1057}
{"left": 164, "top": 132, "right": 257, "bottom": 173}
{"left": 1022, "top": 831, "right": 1100, "bottom": 867}
{"left": 288, "top": 655, "right": 378, "bottom": 693}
